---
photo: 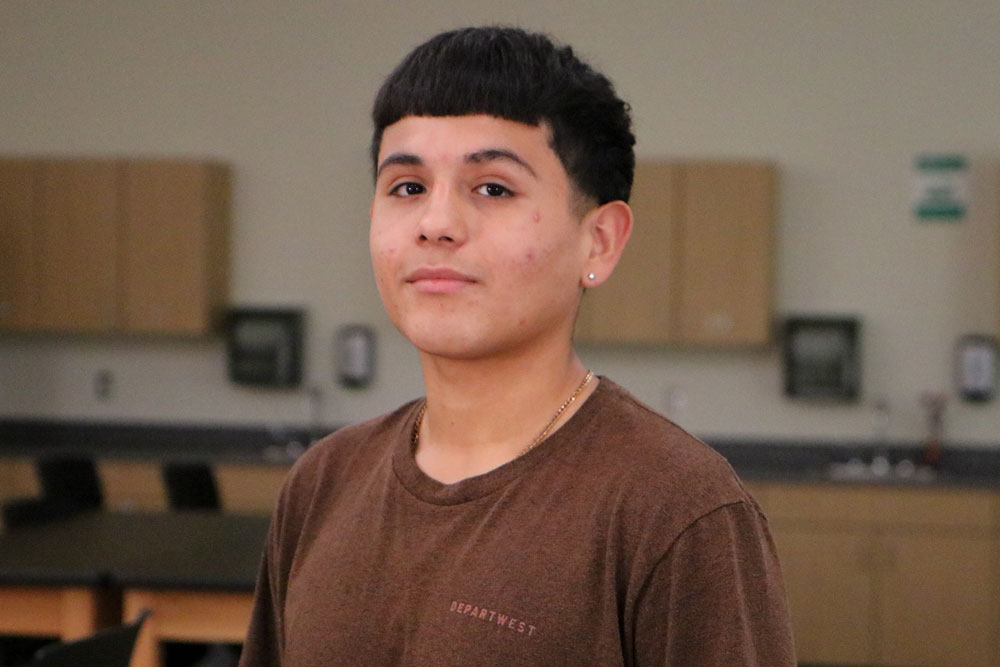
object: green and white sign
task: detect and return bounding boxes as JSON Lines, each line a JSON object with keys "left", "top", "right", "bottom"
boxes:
{"left": 913, "top": 154, "right": 968, "bottom": 221}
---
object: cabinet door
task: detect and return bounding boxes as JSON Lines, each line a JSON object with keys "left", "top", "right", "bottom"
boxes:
{"left": 879, "top": 532, "right": 995, "bottom": 667}
{"left": 674, "top": 162, "right": 775, "bottom": 345}
{"left": 0, "top": 159, "right": 41, "bottom": 329}
{"left": 215, "top": 464, "right": 290, "bottom": 514}
{"left": 575, "top": 162, "right": 680, "bottom": 343}
{"left": 119, "top": 161, "right": 229, "bottom": 335}
{"left": 0, "top": 458, "right": 40, "bottom": 504}
{"left": 99, "top": 461, "right": 168, "bottom": 512}
{"left": 769, "top": 524, "right": 877, "bottom": 665}
{"left": 574, "top": 160, "right": 775, "bottom": 346}
{"left": 35, "top": 160, "right": 120, "bottom": 332}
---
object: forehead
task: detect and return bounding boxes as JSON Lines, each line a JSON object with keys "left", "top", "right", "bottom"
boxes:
{"left": 377, "top": 115, "right": 561, "bottom": 172}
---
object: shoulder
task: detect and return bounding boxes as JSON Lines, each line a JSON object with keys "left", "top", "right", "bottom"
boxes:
{"left": 583, "top": 378, "right": 741, "bottom": 487}
{"left": 574, "top": 378, "right": 757, "bottom": 536}
{"left": 260, "top": 402, "right": 419, "bottom": 577}
{"left": 277, "top": 400, "right": 418, "bottom": 509}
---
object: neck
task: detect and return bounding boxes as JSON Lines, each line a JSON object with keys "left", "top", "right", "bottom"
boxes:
{"left": 413, "top": 347, "right": 595, "bottom": 483}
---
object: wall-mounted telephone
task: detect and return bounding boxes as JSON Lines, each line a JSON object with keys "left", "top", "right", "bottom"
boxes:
{"left": 226, "top": 308, "right": 304, "bottom": 388}
{"left": 336, "top": 324, "right": 375, "bottom": 388}
{"left": 957, "top": 335, "right": 996, "bottom": 402}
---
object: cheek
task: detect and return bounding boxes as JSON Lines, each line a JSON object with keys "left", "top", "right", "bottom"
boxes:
{"left": 369, "top": 226, "right": 399, "bottom": 261}
{"left": 498, "top": 214, "right": 582, "bottom": 280}
{"left": 517, "top": 232, "right": 572, "bottom": 270}
{"left": 510, "top": 246, "right": 548, "bottom": 274}
{"left": 504, "top": 244, "right": 571, "bottom": 293}
{"left": 369, "top": 243, "right": 400, "bottom": 289}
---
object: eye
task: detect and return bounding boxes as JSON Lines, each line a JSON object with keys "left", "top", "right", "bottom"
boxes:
{"left": 474, "top": 182, "right": 514, "bottom": 197}
{"left": 390, "top": 182, "right": 426, "bottom": 197}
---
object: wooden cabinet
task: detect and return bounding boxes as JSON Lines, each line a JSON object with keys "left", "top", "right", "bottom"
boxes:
{"left": 0, "top": 157, "right": 230, "bottom": 336}
{"left": 775, "top": 524, "right": 876, "bottom": 663}
{"left": 98, "top": 461, "right": 169, "bottom": 512}
{"left": 575, "top": 160, "right": 776, "bottom": 346}
{"left": 119, "top": 161, "right": 230, "bottom": 335}
{"left": 1, "top": 158, "right": 121, "bottom": 332}
{"left": 0, "top": 457, "right": 40, "bottom": 533}
{"left": 37, "top": 160, "right": 121, "bottom": 331}
{"left": 880, "top": 531, "right": 995, "bottom": 666}
{"left": 761, "top": 483, "right": 999, "bottom": 666}
{"left": 0, "top": 159, "right": 44, "bottom": 329}
{"left": 215, "top": 463, "right": 290, "bottom": 514}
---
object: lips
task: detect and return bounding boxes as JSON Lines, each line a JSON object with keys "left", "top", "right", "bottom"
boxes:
{"left": 404, "top": 267, "right": 477, "bottom": 293}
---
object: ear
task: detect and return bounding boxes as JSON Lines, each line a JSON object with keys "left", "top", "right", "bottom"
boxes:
{"left": 580, "top": 200, "right": 633, "bottom": 288}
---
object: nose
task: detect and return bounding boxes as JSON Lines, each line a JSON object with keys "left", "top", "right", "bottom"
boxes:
{"left": 416, "top": 185, "right": 467, "bottom": 246}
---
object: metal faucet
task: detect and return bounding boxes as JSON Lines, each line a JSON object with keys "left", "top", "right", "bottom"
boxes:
{"left": 919, "top": 392, "right": 947, "bottom": 468}
{"left": 869, "top": 397, "right": 892, "bottom": 476}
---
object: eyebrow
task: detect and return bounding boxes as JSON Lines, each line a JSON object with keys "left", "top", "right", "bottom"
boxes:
{"left": 375, "top": 148, "right": 538, "bottom": 180}
{"left": 376, "top": 152, "right": 422, "bottom": 179}
{"left": 465, "top": 149, "right": 538, "bottom": 178}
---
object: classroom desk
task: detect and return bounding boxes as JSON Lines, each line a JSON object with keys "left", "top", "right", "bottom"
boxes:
{"left": 0, "top": 512, "right": 121, "bottom": 641}
{"left": 0, "top": 511, "right": 269, "bottom": 667}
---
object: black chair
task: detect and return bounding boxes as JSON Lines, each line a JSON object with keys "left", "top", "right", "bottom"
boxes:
{"left": 162, "top": 461, "right": 221, "bottom": 510}
{"left": 2, "top": 456, "right": 103, "bottom": 529}
{"left": 25, "top": 609, "right": 150, "bottom": 667}
{"left": 161, "top": 462, "right": 241, "bottom": 667}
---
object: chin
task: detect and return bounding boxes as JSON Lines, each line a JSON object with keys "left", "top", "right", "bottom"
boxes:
{"left": 395, "top": 310, "right": 572, "bottom": 362}
{"left": 408, "top": 331, "right": 488, "bottom": 360}
{"left": 398, "top": 324, "right": 503, "bottom": 361}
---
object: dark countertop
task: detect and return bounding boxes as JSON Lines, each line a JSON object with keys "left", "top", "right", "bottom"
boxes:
{"left": 0, "top": 418, "right": 329, "bottom": 465}
{"left": 0, "top": 510, "right": 269, "bottom": 590}
{"left": 711, "top": 438, "right": 1000, "bottom": 489}
{"left": 3, "top": 419, "right": 999, "bottom": 489}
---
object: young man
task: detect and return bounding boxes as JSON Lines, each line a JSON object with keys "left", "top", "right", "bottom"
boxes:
{"left": 240, "top": 26, "right": 795, "bottom": 666}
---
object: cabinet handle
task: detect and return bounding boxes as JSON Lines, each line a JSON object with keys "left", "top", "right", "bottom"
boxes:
{"left": 855, "top": 536, "right": 898, "bottom": 572}
{"left": 856, "top": 538, "right": 876, "bottom": 570}
{"left": 868, "top": 540, "right": 897, "bottom": 572}
{"left": 706, "top": 312, "right": 734, "bottom": 334}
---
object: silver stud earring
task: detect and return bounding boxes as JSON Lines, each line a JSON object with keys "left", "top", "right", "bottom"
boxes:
{"left": 587, "top": 273, "right": 596, "bottom": 281}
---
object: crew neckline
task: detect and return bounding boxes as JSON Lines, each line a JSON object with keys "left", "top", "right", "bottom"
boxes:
{"left": 392, "top": 377, "right": 608, "bottom": 506}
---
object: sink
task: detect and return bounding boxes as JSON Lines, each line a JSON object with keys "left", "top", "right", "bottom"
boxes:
{"left": 825, "top": 456, "right": 939, "bottom": 484}
{"left": 712, "top": 440, "right": 996, "bottom": 488}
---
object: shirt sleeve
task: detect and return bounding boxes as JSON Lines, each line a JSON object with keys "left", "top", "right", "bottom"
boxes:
{"left": 238, "top": 519, "right": 286, "bottom": 667}
{"left": 632, "top": 501, "right": 797, "bottom": 666}
{"left": 238, "top": 442, "right": 329, "bottom": 667}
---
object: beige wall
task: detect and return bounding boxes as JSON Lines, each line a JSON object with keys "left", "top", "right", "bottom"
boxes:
{"left": 1, "top": 1, "right": 997, "bottom": 445}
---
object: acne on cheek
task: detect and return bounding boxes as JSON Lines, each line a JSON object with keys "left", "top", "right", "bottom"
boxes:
{"left": 373, "top": 245, "right": 400, "bottom": 259}
{"left": 513, "top": 240, "right": 563, "bottom": 270}
{"left": 524, "top": 240, "right": 561, "bottom": 264}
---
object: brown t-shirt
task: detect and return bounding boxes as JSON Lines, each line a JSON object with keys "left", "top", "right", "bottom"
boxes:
{"left": 239, "top": 378, "right": 795, "bottom": 666}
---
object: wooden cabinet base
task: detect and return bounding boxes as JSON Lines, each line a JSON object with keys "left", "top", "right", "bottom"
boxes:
{"left": 762, "top": 483, "right": 1000, "bottom": 667}
{"left": 0, "top": 585, "right": 119, "bottom": 640}
{"left": 124, "top": 589, "right": 253, "bottom": 667}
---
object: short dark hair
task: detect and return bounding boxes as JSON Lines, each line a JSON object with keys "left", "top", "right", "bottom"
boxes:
{"left": 371, "top": 26, "right": 635, "bottom": 206}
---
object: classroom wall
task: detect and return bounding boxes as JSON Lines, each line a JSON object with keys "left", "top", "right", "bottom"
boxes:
{"left": 1, "top": 1, "right": 998, "bottom": 445}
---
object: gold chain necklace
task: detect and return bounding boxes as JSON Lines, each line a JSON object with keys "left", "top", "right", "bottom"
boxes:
{"left": 411, "top": 370, "right": 595, "bottom": 457}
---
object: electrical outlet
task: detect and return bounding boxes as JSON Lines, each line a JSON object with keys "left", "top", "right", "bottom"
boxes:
{"left": 664, "top": 386, "right": 688, "bottom": 420}
{"left": 94, "top": 369, "right": 115, "bottom": 401}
